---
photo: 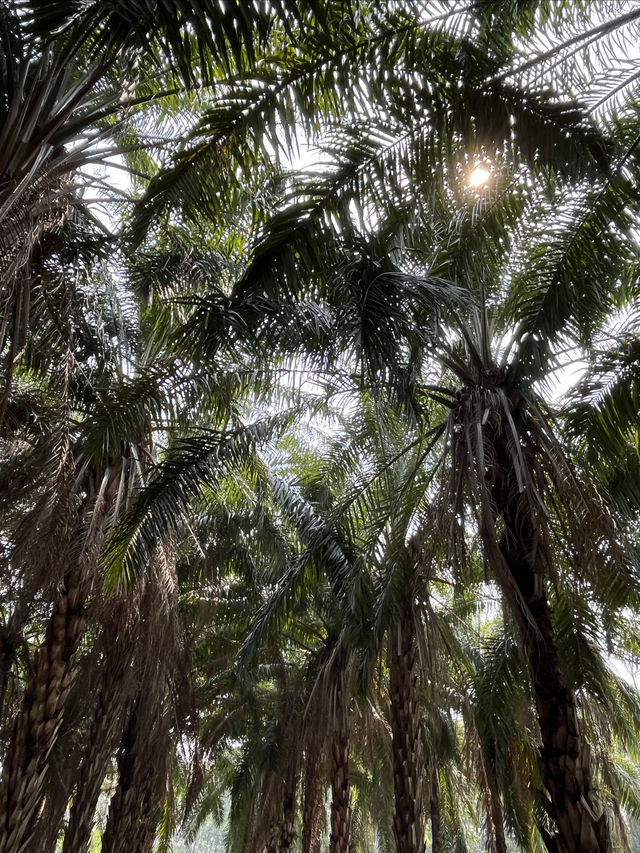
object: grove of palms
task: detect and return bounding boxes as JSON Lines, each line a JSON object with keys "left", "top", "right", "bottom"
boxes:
{"left": 2, "top": 2, "right": 640, "bottom": 852}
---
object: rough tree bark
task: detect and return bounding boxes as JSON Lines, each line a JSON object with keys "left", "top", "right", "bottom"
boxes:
{"left": 492, "top": 428, "right": 608, "bottom": 853}
{"left": 389, "top": 608, "right": 426, "bottom": 853}
{"left": 279, "top": 771, "right": 298, "bottom": 853}
{"left": 329, "top": 664, "right": 351, "bottom": 853}
{"left": 0, "top": 601, "right": 28, "bottom": 727}
{"left": 62, "top": 630, "right": 132, "bottom": 853}
{"left": 429, "top": 762, "right": 442, "bottom": 853}
{"left": 301, "top": 738, "right": 325, "bottom": 853}
{"left": 100, "top": 688, "right": 167, "bottom": 853}
{"left": 0, "top": 461, "right": 121, "bottom": 853}
{"left": 34, "top": 725, "right": 85, "bottom": 853}
{"left": 0, "top": 565, "right": 87, "bottom": 853}
{"left": 250, "top": 771, "right": 279, "bottom": 853}
{"left": 485, "top": 765, "right": 507, "bottom": 853}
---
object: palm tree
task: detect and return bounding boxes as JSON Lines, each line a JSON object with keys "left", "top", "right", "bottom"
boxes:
{"left": 0, "top": 0, "right": 356, "bottom": 418}
{"left": 5, "top": 3, "right": 640, "bottom": 852}
{"left": 0, "top": 251, "right": 152, "bottom": 851}
{"left": 57, "top": 543, "right": 175, "bottom": 853}
{"left": 0, "top": 4, "right": 324, "bottom": 840}
{"left": 100, "top": 575, "right": 177, "bottom": 853}
{"left": 164, "top": 4, "right": 640, "bottom": 845}
{"left": 234, "top": 500, "right": 362, "bottom": 853}
{"left": 235, "top": 395, "right": 487, "bottom": 852}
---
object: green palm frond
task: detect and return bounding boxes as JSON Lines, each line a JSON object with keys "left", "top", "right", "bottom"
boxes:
{"left": 106, "top": 413, "right": 295, "bottom": 587}
{"left": 609, "top": 757, "right": 640, "bottom": 826}
{"left": 496, "top": 3, "right": 640, "bottom": 118}
{"left": 236, "top": 477, "right": 363, "bottom": 673}
{"left": 566, "top": 330, "right": 640, "bottom": 517}
{"left": 26, "top": 0, "right": 331, "bottom": 79}
{"left": 127, "top": 3, "right": 612, "bottom": 256}
{"left": 75, "top": 370, "right": 168, "bottom": 464}
{"left": 505, "top": 174, "right": 639, "bottom": 354}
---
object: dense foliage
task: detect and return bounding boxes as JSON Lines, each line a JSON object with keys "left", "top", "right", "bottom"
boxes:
{"left": 2, "top": 1, "right": 640, "bottom": 852}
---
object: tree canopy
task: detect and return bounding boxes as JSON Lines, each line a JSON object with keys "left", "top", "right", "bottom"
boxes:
{"left": 2, "top": 2, "right": 640, "bottom": 852}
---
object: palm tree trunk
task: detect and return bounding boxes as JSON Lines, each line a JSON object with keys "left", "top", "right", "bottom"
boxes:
{"left": 265, "top": 832, "right": 278, "bottom": 853}
{"left": 250, "top": 772, "right": 279, "bottom": 853}
{"left": 62, "top": 640, "right": 131, "bottom": 853}
{"left": 0, "top": 567, "right": 86, "bottom": 853}
{"left": 486, "top": 769, "right": 507, "bottom": 853}
{"left": 34, "top": 728, "right": 84, "bottom": 853}
{"left": 329, "top": 682, "right": 351, "bottom": 853}
{"left": 0, "top": 601, "right": 28, "bottom": 725}
{"left": 36, "top": 796, "right": 68, "bottom": 853}
{"left": 0, "top": 459, "right": 120, "bottom": 853}
{"left": 279, "top": 772, "right": 298, "bottom": 853}
{"left": 493, "top": 453, "right": 608, "bottom": 853}
{"left": 429, "top": 763, "right": 441, "bottom": 853}
{"left": 37, "top": 790, "right": 70, "bottom": 853}
{"left": 520, "top": 591, "right": 605, "bottom": 853}
{"left": 302, "top": 739, "right": 325, "bottom": 853}
{"left": 389, "top": 611, "right": 426, "bottom": 853}
{"left": 100, "top": 689, "right": 167, "bottom": 853}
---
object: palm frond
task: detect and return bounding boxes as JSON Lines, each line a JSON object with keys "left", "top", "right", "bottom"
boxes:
{"left": 106, "top": 413, "right": 294, "bottom": 587}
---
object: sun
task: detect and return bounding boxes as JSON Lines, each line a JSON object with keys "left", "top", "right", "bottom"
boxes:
{"left": 468, "top": 166, "right": 491, "bottom": 188}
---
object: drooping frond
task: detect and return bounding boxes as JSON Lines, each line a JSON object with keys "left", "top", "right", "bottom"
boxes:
{"left": 106, "top": 413, "right": 297, "bottom": 587}
{"left": 25, "top": 0, "right": 342, "bottom": 81}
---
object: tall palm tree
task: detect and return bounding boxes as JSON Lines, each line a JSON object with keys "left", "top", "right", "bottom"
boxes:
{"left": 100, "top": 566, "right": 178, "bottom": 853}
{"left": 58, "top": 543, "right": 176, "bottom": 853}
{"left": 0, "top": 0, "right": 354, "bottom": 411}
{"left": 4, "top": 4, "right": 640, "bottom": 852}
{"left": 159, "top": 4, "right": 640, "bottom": 845}
{"left": 0, "top": 2, "right": 314, "bottom": 837}
{"left": 0, "top": 236, "right": 154, "bottom": 850}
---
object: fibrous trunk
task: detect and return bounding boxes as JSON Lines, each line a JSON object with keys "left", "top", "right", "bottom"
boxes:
{"left": 250, "top": 772, "right": 279, "bottom": 853}
{"left": 62, "top": 633, "right": 131, "bottom": 853}
{"left": 0, "top": 601, "right": 28, "bottom": 726}
{"left": 486, "top": 769, "right": 507, "bottom": 853}
{"left": 302, "top": 740, "right": 325, "bottom": 853}
{"left": 329, "top": 680, "right": 351, "bottom": 853}
{"left": 493, "top": 440, "right": 608, "bottom": 852}
{"left": 33, "top": 724, "right": 85, "bottom": 853}
{"left": 279, "top": 772, "right": 298, "bottom": 853}
{"left": 100, "top": 688, "right": 167, "bottom": 853}
{"left": 520, "top": 590, "right": 605, "bottom": 853}
{"left": 0, "top": 459, "right": 120, "bottom": 853}
{"left": 0, "top": 567, "right": 86, "bottom": 853}
{"left": 389, "top": 610, "right": 426, "bottom": 853}
{"left": 429, "top": 765, "right": 442, "bottom": 853}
